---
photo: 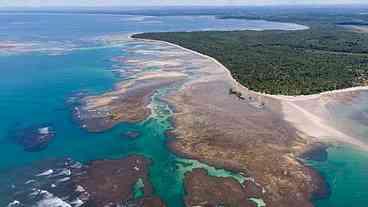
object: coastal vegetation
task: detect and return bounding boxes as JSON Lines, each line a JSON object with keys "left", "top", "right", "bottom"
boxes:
{"left": 133, "top": 24, "right": 368, "bottom": 95}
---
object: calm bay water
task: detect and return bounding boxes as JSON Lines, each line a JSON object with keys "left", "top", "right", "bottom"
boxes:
{"left": 0, "top": 11, "right": 365, "bottom": 207}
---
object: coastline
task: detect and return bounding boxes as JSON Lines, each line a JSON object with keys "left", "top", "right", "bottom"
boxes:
{"left": 131, "top": 34, "right": 368, "bottom": 151}
{"left": 131, "top": 35, "right": 368, "bottom": 101}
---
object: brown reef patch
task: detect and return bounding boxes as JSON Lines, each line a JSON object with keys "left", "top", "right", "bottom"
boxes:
{"left": 72, "top": 155, "right": 165, "bottom": 207}
{"left": 184, "top": 168, "right": 261, "bottom": 207}
{"left": 167, "top": 80, "right": 327, "bottom": 207}
{"left": 75, "top": 76, "right": 184, "bottom": 132}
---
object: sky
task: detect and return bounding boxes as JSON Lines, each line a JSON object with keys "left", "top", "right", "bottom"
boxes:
{"left": 0, "top": 0, "right": 367, "bottom": 7}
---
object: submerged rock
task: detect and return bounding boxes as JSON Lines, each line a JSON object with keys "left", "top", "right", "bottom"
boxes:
{"left": 10, "top": 124, "right": 55, "bottom": 152}
{"left": 121, "top": 131, "right": 141, "bottom": 140}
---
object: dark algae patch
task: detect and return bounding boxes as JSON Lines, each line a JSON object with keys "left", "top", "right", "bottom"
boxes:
{"left": 300, "top": 143, "right": 329, "bottom": 162}
{"left": 7, "top": 123, "right": 55, "bottom": 152}
{"left": 310, "top": 172, "right": 331, "bottom": 202}
{"left": 337, "top": 21, "right": 368, "bottom": 26}
{"left": 121, "top": 130, "right": 141, "bottom": 139}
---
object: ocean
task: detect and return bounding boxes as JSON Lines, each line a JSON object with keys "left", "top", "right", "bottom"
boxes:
{"left": 0, "top": 11, "right": 364, "bottom": 207}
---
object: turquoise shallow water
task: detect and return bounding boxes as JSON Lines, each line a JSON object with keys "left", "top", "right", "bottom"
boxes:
{"left": 0, "top": 11, "right": 367, "bottom": 207}
{"left": 308, "top": 146, "right": 368, "bottom": 207}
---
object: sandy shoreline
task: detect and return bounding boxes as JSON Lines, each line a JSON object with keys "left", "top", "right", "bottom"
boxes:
{"left": 132, "top": 35, "right": 368, "bottom": 100}
{"left": 131, "top": 35, "right": 368, "bottom": 151}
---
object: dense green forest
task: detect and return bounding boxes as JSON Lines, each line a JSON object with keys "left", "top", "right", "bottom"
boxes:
{"left": 133, "top": 23, "right": 368, "bottom": 95}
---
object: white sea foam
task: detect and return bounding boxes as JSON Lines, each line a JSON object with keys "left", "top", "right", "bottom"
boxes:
{"left": 36, "top": 169, "right": 54, "bottom": 176}
{"left": 25, "top": 179, "right": 36, "bottom": 184}
{"left": 70, "top": 198, "right": 84, "bottom": 207}
{"left": 0, "top": 40, "right": 95, "bottom": 56}
{"left": 57, "top": 177, "right": 71, "bottom": 183}
{"left": 35, "top": 190, "right": 71, "bottom": 207}
{"left": 70, "top": 161, "right": 83, "bottom": 169}
{"left": 38, "top": 127, "right": 50, "bottom": 135}
{"left": 120, "top": 15, "right": 156, "bottom": 22}
{"left": 7, "top": 200, "right": 21, "bottom": 207}
{"left": 29, "top": 188, "right": 39, "bottom": 196}
{"left": 75, "top": 185, "right": 86, "bottom": 193}
{"left": 30, "top": 189, "right": 50, "bottom": 197}
{"left": 55, "top": 168, "right": 71, "bottom": 176}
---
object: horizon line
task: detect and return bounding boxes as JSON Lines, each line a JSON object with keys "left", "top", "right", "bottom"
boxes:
{"left": 1, "top": 3, "right": 368, "bottom": 9}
